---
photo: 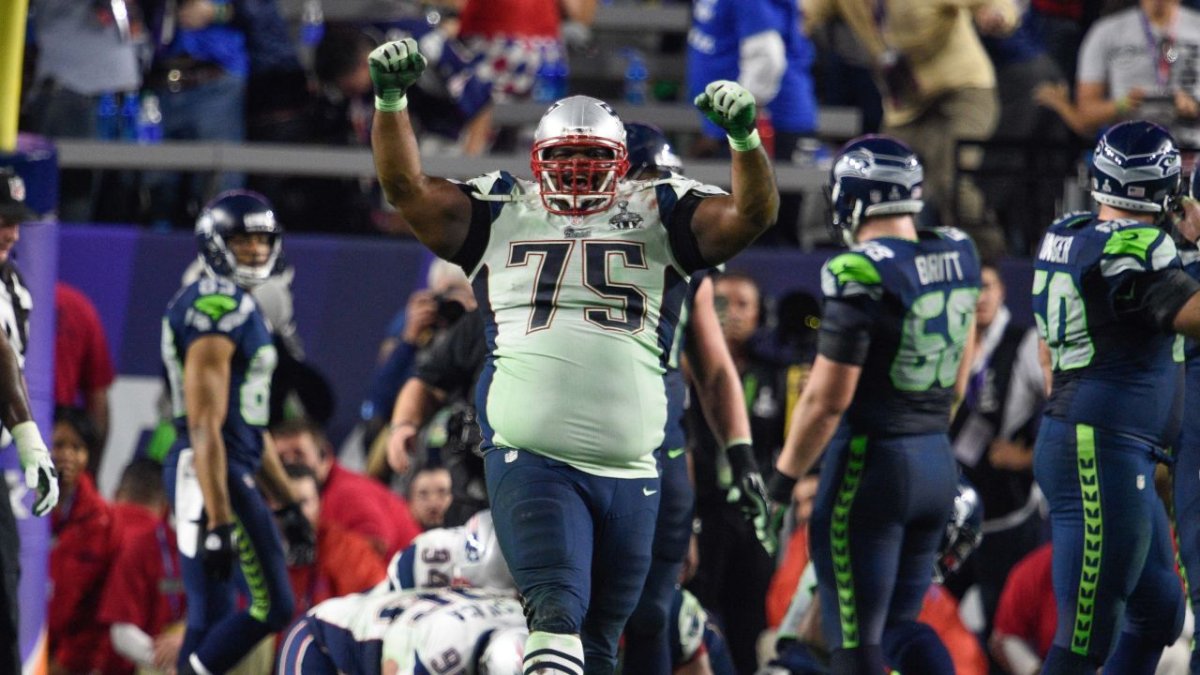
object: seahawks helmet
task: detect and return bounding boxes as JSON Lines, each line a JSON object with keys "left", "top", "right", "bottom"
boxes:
{"left": 828, "top": 135, "right": 924, "bottom": 246}
{"left": 476, "top": 626, "right": 527, "bottom": 675}
{"left": 625, "top": 122, "right": 683, "bottom": 179}
{"left": 195, "top": 190, "right": 284, "bottom": 289}
{"left": 934, "top": 477, "right": 984, "bottom": 582}
{"left": 531, "top": 96, "right": 630, "bottom": 216}
{"left": 1091, "top": 120, "right": 1181, "bottom": 215}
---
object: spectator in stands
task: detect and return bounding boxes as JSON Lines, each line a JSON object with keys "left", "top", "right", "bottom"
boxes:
{"left": 802, "top": 0, "right": 1017, "bottom": 249}
{"left": 140, "top": 0, "right": 290, "bottom": 224}
{"left": 23, "top": 0, "right": 142, "bottom": 222}
{"left": 361, "top": 259, "right": 476, "bottom": 477}
{"left": 944, "top": 259, "right": 1047, "bottom": 645}
{"left": 1035, "top": 0, "right": 1200, "bottom": 149}
{"left": 49, "top": 406, "right": 120, "bottom": 675}
{"left": 279, "top": 464, "right": 387, "bottom": 619}
{"left": 271, "top": 417, "right": 421, "bottom": 557}
{"left": 408, "top": 464, "right": 454, "bottom": 530}
{"left": 687, "top": 0, "right": 820, "bottom": 246}
{"left": 55, "top": 282, "right": 115, "bottom": 470}
{"left": 98, "top": 459, "right": 185, "bottom": 675}
{"left": 686, "top": 272, "right": 800, "bottom": 675}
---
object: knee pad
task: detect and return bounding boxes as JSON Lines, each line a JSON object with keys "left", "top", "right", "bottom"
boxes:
{"left": 523, "top": 586, "right": 585, "bottom": 635}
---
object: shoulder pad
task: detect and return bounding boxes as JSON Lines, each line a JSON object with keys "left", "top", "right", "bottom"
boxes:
{"left": 821, "top": 251, "right": 883, "bottom": 300}
{"left": 932, "top": 226, "right": 971, "bottom": 242}
{"left": 1051, "top": 211, "right": 1095, "bottom": 230}
{"left": 462, "top": 171, "right": 523, "bottom": 197}
{"left": 185, "top": 287, "right": 255, "bottom": 333}
{"left": 1101, "top": 225, "right": 1176, "bottom": 273}
{"left": 655, "top": 175, "right": 727, "bottom": 199}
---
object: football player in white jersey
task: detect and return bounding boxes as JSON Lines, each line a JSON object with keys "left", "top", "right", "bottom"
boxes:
{"left": 278, "top": 585, "right": 527, "bottom": 675}
{"left": 368, "top": 38, "right": 779, "bottom": 675}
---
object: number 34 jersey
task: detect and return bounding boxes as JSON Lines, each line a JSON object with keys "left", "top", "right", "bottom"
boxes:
{"left": 161, "top": 275, "right": 277, "bottom": 468}
{"left": 1033, "top": 213, "right": 1186, "bottom": 446}
{"left": 449, "top": 173, "right": 722, "bottom": 479}
{"left": 818, "top": 228, "right": 981, "bottom": 436}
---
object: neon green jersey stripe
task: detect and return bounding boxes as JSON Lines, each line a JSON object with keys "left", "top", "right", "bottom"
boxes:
{"left": 1072, "top": 424, "right": 1101, "bottom": 656}
{"left": 832, "top": 435, "right": 868, "bottom": 648}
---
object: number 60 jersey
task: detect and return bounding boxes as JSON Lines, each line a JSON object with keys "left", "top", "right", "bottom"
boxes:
{"left": 1033, "top": 213, "right": 1190, "bottom": 447}
{"left": 448, "top": 172, "right": 723, "bottom": 479}
{"left": 818, "top": 227, "right": 981, "bottom": 435}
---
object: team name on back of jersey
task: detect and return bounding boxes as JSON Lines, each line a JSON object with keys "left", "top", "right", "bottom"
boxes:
{"left": 1038, "top": 233, "right": 1074, "bottom": 264}
{"left": 914, "top": 251, "right": 964, "bottom": 285}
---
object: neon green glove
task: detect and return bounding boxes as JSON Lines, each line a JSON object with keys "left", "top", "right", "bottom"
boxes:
{"left": 368, "top": 38, "right": 428, "bottom": 112}
{"left": 694, "top": 80, "right": 760, "bottom": 151}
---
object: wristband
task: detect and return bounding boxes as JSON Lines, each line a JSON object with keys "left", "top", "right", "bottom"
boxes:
{"left": 375, "top": 94, "right": 409, "bottom": 113}
{"left": 728, "top": 129, "right": 761, "bottom": 153}
{"left": 12, "top": 421, "right": 44, "bottom": 462}
{"left": 766, "top": 470, "right": 798, "bottom": 503}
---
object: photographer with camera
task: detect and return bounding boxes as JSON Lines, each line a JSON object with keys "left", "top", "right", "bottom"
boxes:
{"left": 360, "top": 260, "right": 476, "bottom": 481}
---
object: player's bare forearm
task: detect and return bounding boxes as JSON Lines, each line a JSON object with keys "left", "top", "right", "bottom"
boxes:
{"left": 691, "top": 147, "right": 779, "bottom": 264}
{"left": 685, "top": 279, "right": 750, "bottom": 445}
{"left": 256, "top": 434, "right": 296, "bottom": 506}
{"left": 371, "top": 110, "right": 473, "bottom": 259}
{"left": 185, "top": 337, "right": 235, "bottom": 526}
{"left": 0, "top": 331, "right": 32, "bottom": 432}
{"left": 776, "top": 356, "right": 859, "bottom": 479}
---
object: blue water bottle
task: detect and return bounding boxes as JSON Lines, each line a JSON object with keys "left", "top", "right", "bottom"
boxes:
{"left": 136, "top": 93, "right": 163, "bottom": 144}
{"left": 300, "top": 0, "right": 325, "bottom": 48}
{"left": 533, "top": 46, "right": 559, "bottom": 104}
{"left": 97, "top": 93, "right": 120, "bottom": 140}
{"left": 623, "top": 51, "right": 648, "bottom": 105}
{"left": 120, "top": 92, "right": 140, "bottom": 141}
{"left": 553, "top": 49, "right": 570, "bottom": 99}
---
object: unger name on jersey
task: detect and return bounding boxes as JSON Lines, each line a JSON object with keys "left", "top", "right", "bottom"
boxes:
{"left": 451, "top": 172, "right": 724, "bottom": 478}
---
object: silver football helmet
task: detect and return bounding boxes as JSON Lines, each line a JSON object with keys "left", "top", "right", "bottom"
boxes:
{"left": 476, "top": 626, "right": 527, "bottom": 675}
{"left": 531, "top": 95, "right": 629, "bottom": 216}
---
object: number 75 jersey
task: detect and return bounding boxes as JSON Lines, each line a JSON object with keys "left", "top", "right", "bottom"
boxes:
{"left": 449, "top": 172, "right": 722, "bottom": 479}
{"left": 1032, "top": 212, "right": 1184, "bottom": 444}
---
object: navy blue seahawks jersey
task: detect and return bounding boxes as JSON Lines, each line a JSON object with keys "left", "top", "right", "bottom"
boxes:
{"left": 162, "top": 275, "right": 277, "bottom": 468}
{"left": 818, "top": 227, "right": 982, "bottom": 436}
{"left": 1032, "top": 213, "right": 1184, "bottom": 445}
{"left": 1184, "top": 243, "right": 1200, "bottom": 364}
{"left": 662, "top": 269, "right": 714, "bottom": 452}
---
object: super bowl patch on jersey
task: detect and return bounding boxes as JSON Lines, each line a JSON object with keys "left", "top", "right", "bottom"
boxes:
{"left": 608, "top": 200, "right": 645, "bottom": 230}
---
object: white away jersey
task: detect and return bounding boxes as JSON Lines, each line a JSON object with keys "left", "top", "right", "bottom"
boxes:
{"left": 303, "top": 587, "right": 524, "bottom": 675}
{"left": 450, "top": 173, "right": 724, "bottom": 478}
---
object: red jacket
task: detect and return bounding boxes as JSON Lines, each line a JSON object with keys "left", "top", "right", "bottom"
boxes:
{"left": 55, "top": 282, "right": 116, "bottom": 407}
{"left": 993, "top": 543, "right": 1057, "bottom": 659}
{"left": 98, "top": 517, "right": 185, "bottom": 673}
{"left": 50, "top": 473, "right": 120, "bottom": 674}
{"left": 321, "top": 462, "right": 420, "bottom": 557}
{"left": 287, "top": 519, "right": 387, "bottom": 620}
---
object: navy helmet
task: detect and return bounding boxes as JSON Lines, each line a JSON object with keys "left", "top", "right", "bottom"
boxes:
{"left": 828, "top": 135, "right": 924, "bottom": 246}
{"left": 1091, "top": 120, "right": 1181, "bottom": 215}
{"left": 196, "top": 190, "right": 284, "bottom": 288}
{"left": 935, "top": 476, "right": 984, "bottom": 582}
{"left": 625, "top": 122, "right": 683, "bottom": 179}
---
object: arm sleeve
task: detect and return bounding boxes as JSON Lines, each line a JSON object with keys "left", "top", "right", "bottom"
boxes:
{"left": 662, "top": 189, "right": 713, "bottom": 274}
{"left": 817, "top": 297, "right": 874, "bottom": 365}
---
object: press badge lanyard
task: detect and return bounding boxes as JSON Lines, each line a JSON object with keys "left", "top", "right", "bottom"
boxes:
{"left": 1141, "top": 9, "right": 1178, "bottom": 90}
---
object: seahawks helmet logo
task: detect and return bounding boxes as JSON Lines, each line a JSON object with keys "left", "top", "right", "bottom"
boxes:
{"left": 608, "top": 201, "right": 644, "bottom": 230}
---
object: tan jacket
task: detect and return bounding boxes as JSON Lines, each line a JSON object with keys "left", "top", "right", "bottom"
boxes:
{"left": 804, "top": 0, "right": 1017, "bottom": 126}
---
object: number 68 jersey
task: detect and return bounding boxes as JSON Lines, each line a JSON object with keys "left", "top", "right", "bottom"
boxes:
{"left": 818, "top": 227, "right": 981, "bottom": 436}
{"left": 1033, "top": 213, "right": 1190, "bottom": 446}
{"left": 448, "top": 172, "right": 723, "bottom": 479}
{"left": 161, "top": 275, "right": 277, "bottom": 469}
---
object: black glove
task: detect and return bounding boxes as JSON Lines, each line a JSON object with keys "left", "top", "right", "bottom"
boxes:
{"left": 201, "top": 522, "right": 237, "bottom": 582}
{"left": 764, "top": 470, "right": 800, "bottom": 556}
{"left": 276, "top": 502, "right": 317, "bottom": 566}
{"left": 725, "top": 443, "right": 774, "bottom": 554}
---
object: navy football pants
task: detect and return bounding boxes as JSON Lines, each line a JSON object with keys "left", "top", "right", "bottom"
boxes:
{"left": 1036, "top": 418, "right": 1183, "bottom": 672}
{"left": 624, "top": 447, "right": 694, "bottom": 675}
{"left": 165, "top": 446, "right": 295, "bottom": 674}
{"left": 484, "top": 447, "right": 659, "bottom": 675}
{"left": 809, "top": 431, "right": 957, "bottom": 674}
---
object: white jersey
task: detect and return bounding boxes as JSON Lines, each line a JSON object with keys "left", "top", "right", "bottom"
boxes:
{"left": 300, "top": 588, "right": 523, "bottom": 675}
{"left": 453, "top": 173, "right": 724, "bottom": 478}
{"left": 387, "top": 510, "right": 515, "bottom": 592}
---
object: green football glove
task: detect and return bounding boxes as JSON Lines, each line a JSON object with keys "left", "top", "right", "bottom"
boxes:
{"left": 694, "top": 80, "right": 760, "bottom": 151}
{"left": 368, "top": 38, "right": 427, "bottom": 112}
